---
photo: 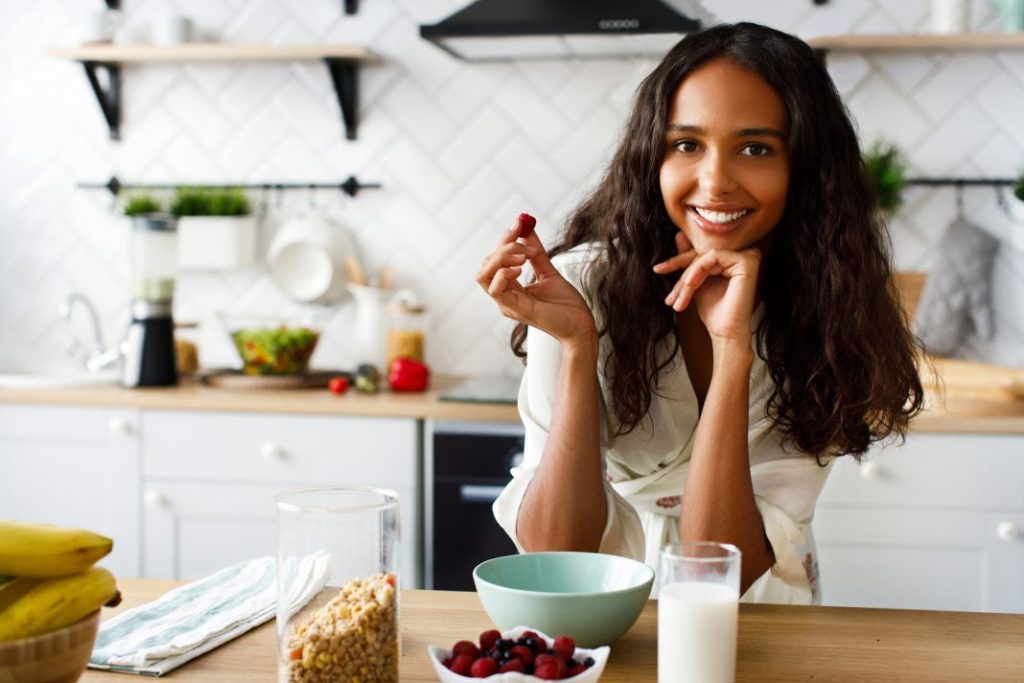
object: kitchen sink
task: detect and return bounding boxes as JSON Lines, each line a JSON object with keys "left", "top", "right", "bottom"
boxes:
{"left": 0, "top": 369, "right": 119, "bottom": 390}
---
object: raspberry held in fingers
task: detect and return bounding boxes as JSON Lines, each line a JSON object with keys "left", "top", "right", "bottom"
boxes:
{"left": 518, "top": 212, "right": 537, "bottom": 237}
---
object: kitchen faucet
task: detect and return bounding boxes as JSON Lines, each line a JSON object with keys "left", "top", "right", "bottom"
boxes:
{"left": 60, "top": 293, "right": 120, "bottom": 372}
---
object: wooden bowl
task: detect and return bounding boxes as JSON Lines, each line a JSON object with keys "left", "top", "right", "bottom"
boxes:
{"left": 0, "top": 610, "right": 100, "bottom": 683}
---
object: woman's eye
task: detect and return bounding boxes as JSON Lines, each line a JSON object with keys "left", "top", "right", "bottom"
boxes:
{"left": 673, "top": 140, "right": 699, "bottom": 153}
{"left": 742, "top": 143, "right": 771, "bottom": 157}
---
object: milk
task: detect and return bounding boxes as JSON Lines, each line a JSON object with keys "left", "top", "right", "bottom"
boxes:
{"left": 658, "top": 581, "right": 739, "bottom": 683}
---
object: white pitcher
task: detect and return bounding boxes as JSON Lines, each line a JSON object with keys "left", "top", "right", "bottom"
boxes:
{"left": 348, "top": 284, "right": 416, "bottom": 369}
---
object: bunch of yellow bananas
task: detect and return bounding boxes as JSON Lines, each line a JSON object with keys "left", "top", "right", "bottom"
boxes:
{"left": 0, "top": 519, "right": 120, "bottom": 642}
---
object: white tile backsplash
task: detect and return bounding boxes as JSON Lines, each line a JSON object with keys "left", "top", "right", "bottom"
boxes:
{"left": 1, "top": 0, "right": 1023, "bottom": 375}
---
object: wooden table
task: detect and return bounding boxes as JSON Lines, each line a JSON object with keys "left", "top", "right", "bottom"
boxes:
{"left": 81, "top": 580, "right": 1024, "bottom": 681}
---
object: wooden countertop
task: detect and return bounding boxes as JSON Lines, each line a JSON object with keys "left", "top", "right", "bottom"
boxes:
{"left": 82, "top": 579, "right": 1024, "bottom": 682}
{"left": 0, "top": 374, "right": 521, "bottom": 423}
{"left": 2, "top": 358, "right": 1024, "bottom": 433}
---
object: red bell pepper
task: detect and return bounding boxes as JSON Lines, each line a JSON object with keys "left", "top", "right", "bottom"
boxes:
{"left": 387, "top": 357, "right": 430, "bottom": 392}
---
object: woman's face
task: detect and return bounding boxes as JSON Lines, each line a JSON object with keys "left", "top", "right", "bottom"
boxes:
{"left": 659, "top": 58, "right": 790, "bottom": 255}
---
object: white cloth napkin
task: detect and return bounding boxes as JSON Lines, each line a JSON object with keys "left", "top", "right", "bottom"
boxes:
{"left": 89, "top": 551, "right": 331, "bottom": 676}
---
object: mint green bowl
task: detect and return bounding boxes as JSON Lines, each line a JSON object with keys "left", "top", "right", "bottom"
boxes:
{"left": 472, "top": 552, "right": 655, "bottom": 648}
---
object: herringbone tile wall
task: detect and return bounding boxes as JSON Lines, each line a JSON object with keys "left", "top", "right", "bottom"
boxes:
{"left": 1, "top": 0, "right": 1022, "bottom": 376}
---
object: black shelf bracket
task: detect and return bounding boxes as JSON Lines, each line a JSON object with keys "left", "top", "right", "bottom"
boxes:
{"left": 344, "top": 0, "right": 358, "bottom": 15}
{"left": 82, "top": 61, "right": 122, "bottom": 141}
{"left": 324, "top": 58, "right": 359, "bottom": 141}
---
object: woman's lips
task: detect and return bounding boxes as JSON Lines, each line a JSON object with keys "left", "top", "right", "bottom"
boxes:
{"left": 687, "top": 206, "right": 752, "bottom": 234}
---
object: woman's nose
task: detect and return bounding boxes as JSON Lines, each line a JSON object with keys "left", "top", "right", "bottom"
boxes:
{"left": 697, "top": 151, "right": 737, "bottom": 195}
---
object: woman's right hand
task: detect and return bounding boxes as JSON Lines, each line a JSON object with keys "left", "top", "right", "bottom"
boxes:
{"left": 476, "top": 215, "right": 597, "bottom": 347}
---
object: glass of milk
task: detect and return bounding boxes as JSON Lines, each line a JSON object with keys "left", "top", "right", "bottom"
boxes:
{"left": 658, "top": 542, "right": 741, "bottom": 683}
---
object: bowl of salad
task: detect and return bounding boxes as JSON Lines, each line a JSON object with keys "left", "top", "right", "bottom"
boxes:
{"left": 220, "top": 314, "right": 323, "bottom": 376}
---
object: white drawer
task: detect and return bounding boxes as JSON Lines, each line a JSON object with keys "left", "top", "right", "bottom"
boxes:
{"left": 142, "top": 410, "right": 418, "bottom": 489}
{"left": 0, "top": 404, "right": 139, "bottom": 441}
{"left": 818, "top": 433, "right": 1024, "bottom": 511}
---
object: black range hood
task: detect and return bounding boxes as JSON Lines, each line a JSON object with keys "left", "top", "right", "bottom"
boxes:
{"left": 420, "top": 0, "right": 703, "bottom": 61}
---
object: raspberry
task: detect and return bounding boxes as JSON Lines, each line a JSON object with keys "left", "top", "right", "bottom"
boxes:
{"left": 470, "top": 657, "right": 499, "bottom": 678}
{"left": 509, "top": 645, "right": 535, "bottom": 667}
{"left": 535, "top": 654, "right": 566, "bottom": 678}
{"left": 533, "top": 661, "right": 564, "bottom": 680}
{"left": 567, "top": 663, "right": 588, "bottom": 677}
{"left": 479, "top": 629, "right": 501, "bottom": 652}
{"left": 452, "top": 640, "right": 478, "bottom": 658}
{"left": 529, "top": 635, "right": 548, "bottom": 655}
{"left": 449, "top": 653, "right": 474, "bottom": 675}
{"left": 500, "top": 658, "right": 526, "bottom": 673}
{"left": 518, "top": 212, "right": 537, "bottom": 237}
{"left": 553, "top": 635, "right": 576, "bottom": 661}
{"left": 442, "top": 656, "right": 453, "bottom": 668}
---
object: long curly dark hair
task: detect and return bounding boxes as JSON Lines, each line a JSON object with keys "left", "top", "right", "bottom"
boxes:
{"left": 511, "top": 22, "right": 924, "bottom": 460}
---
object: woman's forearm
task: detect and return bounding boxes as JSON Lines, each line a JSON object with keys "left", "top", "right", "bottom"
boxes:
{"left": 517, "top": 335, "right": 607, "bottom": 552}
{"left": 680, "top": 342, "right": 774, "bottom": 594}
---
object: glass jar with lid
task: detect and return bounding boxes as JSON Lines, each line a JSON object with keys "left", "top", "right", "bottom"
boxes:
{"left": 386, "top": 296, "right": 426, "bottom": 369}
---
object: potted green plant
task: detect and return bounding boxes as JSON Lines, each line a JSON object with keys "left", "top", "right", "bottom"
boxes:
{"left": 863, "top": 140, "right": 908, "bottom": 215}
{"left": 122, "top": 193, "right": 163, "bottom": 216}
{"left": 171, "top": 187, "right": 257, "bottom": 270}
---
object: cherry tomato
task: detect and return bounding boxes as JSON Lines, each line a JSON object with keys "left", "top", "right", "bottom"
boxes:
{"left": 328, "top": 376, "right": 350, "bottom": 395}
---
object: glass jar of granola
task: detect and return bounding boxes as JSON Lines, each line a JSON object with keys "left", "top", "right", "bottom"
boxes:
{"left": 276, "top": 486, "right": 400, "bottom": 683}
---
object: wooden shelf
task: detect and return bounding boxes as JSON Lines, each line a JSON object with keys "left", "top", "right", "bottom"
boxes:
{"left": 808, "top": 32, "right": 1024, "bottom": 52}
{"left": 48, "top": 42, "right": 374, "bottom": 140}
{"left": 48, "top": 42, "right": 372, "bottom": 62}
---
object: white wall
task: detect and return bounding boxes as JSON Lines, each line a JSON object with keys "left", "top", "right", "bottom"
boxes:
{"left": 1, "top": 0, "right": 1022, "bottom": 375}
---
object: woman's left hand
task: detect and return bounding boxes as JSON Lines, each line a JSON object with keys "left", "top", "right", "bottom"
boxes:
{"left": 653, "top": 231, "right": 762, "bottom": 345}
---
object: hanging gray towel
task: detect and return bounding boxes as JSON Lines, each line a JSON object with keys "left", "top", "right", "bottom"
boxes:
{"left": 914, "top": 216, "right": 999, "bottom": 356}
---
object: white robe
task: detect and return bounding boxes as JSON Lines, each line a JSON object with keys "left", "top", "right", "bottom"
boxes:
{"left": 492, "top": 243, "right": 835, "bottom": 604}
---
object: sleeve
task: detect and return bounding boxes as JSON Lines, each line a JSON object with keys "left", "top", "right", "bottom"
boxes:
{"left": 741, "top": 429, "right": 836, "bottom": 604}
{"left": 491, "top": 251, "right": 647, "bottom": 561}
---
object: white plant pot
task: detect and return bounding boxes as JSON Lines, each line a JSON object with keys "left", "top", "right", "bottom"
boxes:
{"left": 177, "top": 215, "right": 258, "bottom": 270}
{"left": 1009, "top": 195, "right": 1024, "bottom": 223}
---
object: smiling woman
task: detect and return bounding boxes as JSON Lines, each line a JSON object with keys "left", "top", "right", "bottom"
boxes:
{"left": 658, "top": 59, "right": 790, "bottom": 258}
{"left": 476, "top": 22, "right": 924, "bottom": 604}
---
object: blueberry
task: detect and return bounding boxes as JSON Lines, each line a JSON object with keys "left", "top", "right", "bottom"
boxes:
{"left": 568, "top": 659, "right": 579, "bottom": 668}
{"left": 584, "top": 656, "right": 595, "bottom": 667}
{"left": 524, "top": 637, "right": 537, "bottom": 649}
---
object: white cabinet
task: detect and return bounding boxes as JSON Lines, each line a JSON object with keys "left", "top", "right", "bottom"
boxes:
{"left": 815, "top": 433, "right": 1024, "bottom": 612}
{"left": 140, "top": 410, "right": 421, "bottom": 586}
{"left": 0, "top": 404, "right": 142, "bottom": 578}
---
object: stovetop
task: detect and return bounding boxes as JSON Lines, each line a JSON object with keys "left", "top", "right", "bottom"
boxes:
{"left": 438, "top": 374, "right": 521, "bottom": 404}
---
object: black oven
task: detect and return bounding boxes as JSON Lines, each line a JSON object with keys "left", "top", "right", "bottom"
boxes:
{"left": 426, "top": 420, "right": 524, "bottom": 590}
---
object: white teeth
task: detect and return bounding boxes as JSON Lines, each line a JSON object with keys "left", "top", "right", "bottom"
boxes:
{"left": 693, "top": 207, "right": 749, "bottom": 224}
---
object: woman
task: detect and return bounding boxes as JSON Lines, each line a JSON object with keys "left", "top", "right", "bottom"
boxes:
{"left": 476, "top": 22, "right": 923, "bottom": 603}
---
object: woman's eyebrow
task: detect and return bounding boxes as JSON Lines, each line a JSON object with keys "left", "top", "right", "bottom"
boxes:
{"left": 665, "top": 123, "right": 786, "bottom": 140}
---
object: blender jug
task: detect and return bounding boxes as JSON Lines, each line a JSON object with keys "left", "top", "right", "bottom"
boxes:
{"left": 122, "top": 213, "right": 178, "bottom": 387}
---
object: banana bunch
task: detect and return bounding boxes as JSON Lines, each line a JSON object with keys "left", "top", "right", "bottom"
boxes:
{"left": 0, "top": 519, "right": 121, "bottom": 642}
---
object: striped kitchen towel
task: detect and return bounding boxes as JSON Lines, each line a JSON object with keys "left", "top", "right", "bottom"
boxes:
{"left": 89, "top": 551, "right": 331, "bottom": 676}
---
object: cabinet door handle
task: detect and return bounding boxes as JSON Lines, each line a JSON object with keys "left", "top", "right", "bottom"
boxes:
{"left": 261, "top": 442, "right": 286, "bottom": 461}
{"left": 996, "top": 521, "right": 1019, "bottom": 542}
{"left": 459, "top": 485, "right": 505, "bottom": 504}
{"left": 108, "top": 417, "right": 133, "bottom": 435}
{"left": 144, "top": 490, "right": 168, "bottom": 508}
{"left": 859, "top": 460, "right": 882, "bottom": 480}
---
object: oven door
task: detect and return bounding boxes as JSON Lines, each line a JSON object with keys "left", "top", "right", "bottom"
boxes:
{"left": 428, "top": 421, "right": 523, "bottom": 590}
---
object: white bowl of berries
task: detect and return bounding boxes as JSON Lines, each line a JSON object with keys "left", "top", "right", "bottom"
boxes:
{"left": 428, "top": 626, "right": 609, "bottom": 682}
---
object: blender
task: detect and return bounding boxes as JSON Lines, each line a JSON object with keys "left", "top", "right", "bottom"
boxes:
{"left": 122, "top": 213, "right": 178, "bottom": 387}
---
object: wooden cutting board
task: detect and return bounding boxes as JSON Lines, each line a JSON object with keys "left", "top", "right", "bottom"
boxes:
{"left": 921, "top": 355, "right": 1024, "bottom": 401}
